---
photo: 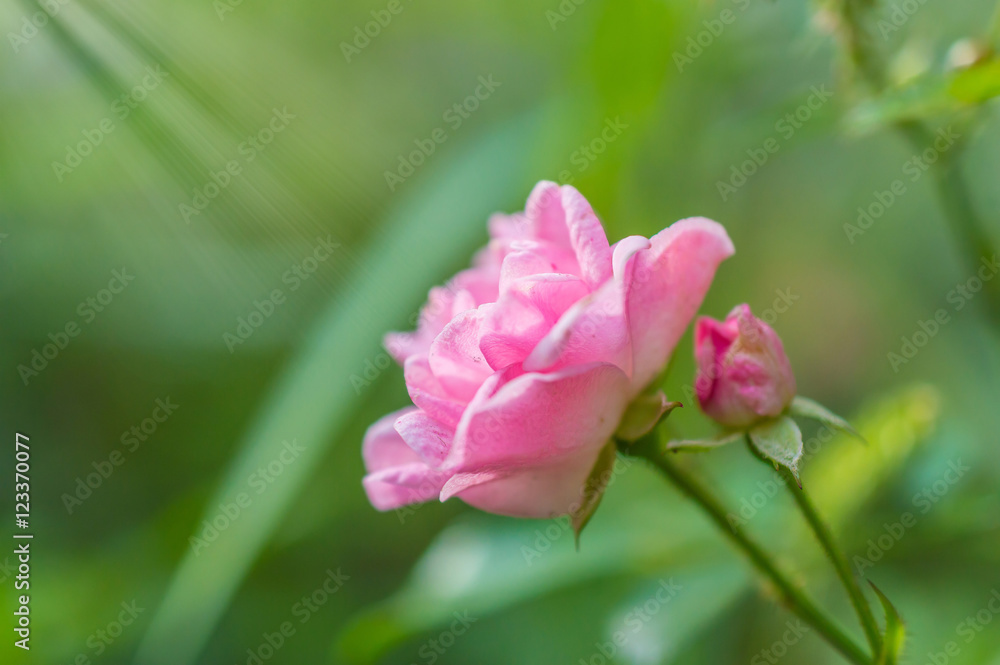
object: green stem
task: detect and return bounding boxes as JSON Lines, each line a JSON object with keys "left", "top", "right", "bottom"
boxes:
{"left": 837, "top": 0, "right": 1000, "bottom": 329}
{"left": 621, "top": 435, "right": 873, "bottom": 665}
{"left": 775, "top": 465, "right": 882, "bottom": 655}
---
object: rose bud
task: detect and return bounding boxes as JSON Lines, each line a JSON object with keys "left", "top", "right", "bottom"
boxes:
{"left": 694, "top": 304, "right": 796, "bottom": 429}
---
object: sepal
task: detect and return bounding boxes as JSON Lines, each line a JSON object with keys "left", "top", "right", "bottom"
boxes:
{"left": 748, "top": 416, "right": 804, "bottom": 488}
{"left": 572, "top": 441, "right": 619, "bottom": 547}
{"left": 790, "top": 396, "right": 866, "bottom": 443}
{"left": 615, "top": 390, "right": 682, "bottom": 442}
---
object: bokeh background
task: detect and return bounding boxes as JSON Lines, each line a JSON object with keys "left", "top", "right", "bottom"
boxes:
{"left": 2, "top": 0, "right": 999, "bottom": 663}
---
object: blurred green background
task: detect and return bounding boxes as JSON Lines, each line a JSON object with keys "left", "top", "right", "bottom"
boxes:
{"left": 2, "top": 0, "right": 999, "bottom": 663}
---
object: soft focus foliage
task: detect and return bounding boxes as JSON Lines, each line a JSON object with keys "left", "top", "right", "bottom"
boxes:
{"left": 2, "top": 0, "right": 999, "bottom": 663}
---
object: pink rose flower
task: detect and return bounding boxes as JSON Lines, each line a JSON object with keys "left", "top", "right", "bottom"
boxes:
{"left": 363, "top": 181, "right": 734, "bottom": 518}
{"left": 694, "top": 304, "right": 796, "bottom": 429}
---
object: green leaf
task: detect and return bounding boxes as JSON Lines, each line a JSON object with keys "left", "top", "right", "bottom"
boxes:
{"left": 948, "top": 59, "right": 1000, "bottom": 104}
{"left": 664, "top": 432, "right": 744, "bottom": 453}
{"left": 615, "top": 390, "right": 682, "bottom": 441}
{"left": 790, "top": 396, "right": 866, "bottom": 443}
{"left": 846, "top": 76, "right": 952, "bottom": 132}
{"left": 748, "top": 417, "right": 804, "bottom": 487}
{"left": 870, "top": 582, "right": 906, "bottom": 665}
{"left": 846, "top": 58, "right": 1000, "bottom": 133}
{"left": 572, "top": 442, "right": 619, "bottom": 547}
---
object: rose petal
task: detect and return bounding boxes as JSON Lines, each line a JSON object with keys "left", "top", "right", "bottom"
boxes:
{"left": 520, "top": 182, "right": 614, "bottom": 288}
{"left": 497, "top": 249, "right": 556, "bottom": 294}
{"left": 445, "top": 362, "right": 630, "bottom": 472}
{"left": 363, "top": 463, "right": 449, "bottom": 511}
{"left": 394, "top": 410, "right": 455, "bottom": 466}
{"left": 561, "top": 185, "right": 613, "bottom": 288}
{"left": 488, "top": 211, "right": 528, "bottom": 242}
{"left": 435, "top": 362, "right": 630, "bottom": 518}
{"left": 428, "top": 308, "right": 493, "bottom": 401}
{"left": 403, "top": 355, "right": 466, "bottom": 428}
{"left": 525, "top": 181, "right": 573, "bottom": 248}
{"left": 522, "top": 235, "right": 653, "bottom": 376}
{"left": 480, "top": 274, "right": 590, "bottom": 370}
{"left": 362, "top": 408, "right": 419, "bottom": 472}
{"left": 626, "top": 217, "right": 734, "bottom": 394}
{"left": 440, "top": 449, "right": 606, "bottom": 518}
{"left": 385, "top": 287, "right": 457, "bottom": 364}
{"left": 361, "top": 408, "right": 449, "bottom": 511}
{"left": 693, "top": 315, "right": 737, "bottom": 404}
{"left": 451, "top": 265, "right": 499, "bottom": 308}
{"left": 612, "top": 235, "right": 652, "bottom": 281}
{"left": 522, "top": 278, "right": 631, "bottom": 376}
